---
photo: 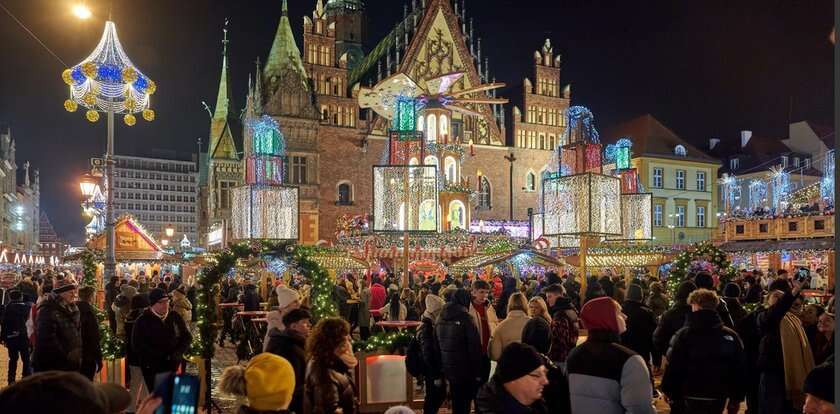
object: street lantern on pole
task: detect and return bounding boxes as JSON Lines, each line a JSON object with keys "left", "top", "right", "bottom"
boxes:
{"left": 62, "top": 21, "right": 156, "bottom": 279}
{"left": 165, "top": 225, "right": 175, "bottom": 238}
{"left": 79, "top": 174, "right": 98, "bottom": 198}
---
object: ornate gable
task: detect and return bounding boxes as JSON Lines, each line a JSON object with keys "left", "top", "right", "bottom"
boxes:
{"left": 399, "top": 0, "right": 502, "bottom": 145}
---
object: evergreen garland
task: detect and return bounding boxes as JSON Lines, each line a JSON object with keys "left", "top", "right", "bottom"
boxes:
{"left": 79, "top": 249, "right": 124, "bottom": 359}
{"left": 667, "top": 241, "right": 736, "bottom": 300}
{"left": 352, "top": 330, "right": 413, "bottom": 353}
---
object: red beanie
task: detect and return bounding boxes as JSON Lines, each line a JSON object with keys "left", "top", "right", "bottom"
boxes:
{"left": 580, "top": 296, "right": 619, "bottom": 332}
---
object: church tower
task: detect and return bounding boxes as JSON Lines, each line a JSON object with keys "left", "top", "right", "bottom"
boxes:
{"left": 513, "top": 39, "right": 570, "bottom": 151}
{"left": 206, "top": 20, "right": 242, "bottom": 240}
{"left": 324, "top": 0, "right": 366, "bottom": 70}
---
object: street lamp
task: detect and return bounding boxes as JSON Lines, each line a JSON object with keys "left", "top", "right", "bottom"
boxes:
{"left": 62, "top": 21, "right": 156, "bottom": 279}
{"left": 72, "top": 3, "right": 92, "bottom": 19}
{"left": 165, "top": 225, "right": 175, "bottom": 238}
{"left": 79, "top": 174, "right": 97, "bottom": 198}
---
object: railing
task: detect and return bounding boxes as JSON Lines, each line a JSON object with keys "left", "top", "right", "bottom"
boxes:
{"left": 717, "top": 214, "right": 834, "bottom": 241}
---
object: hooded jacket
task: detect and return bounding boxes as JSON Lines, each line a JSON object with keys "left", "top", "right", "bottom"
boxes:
{"left": 567, "top": 330, "right": 655, "bottom": 414}
{"left": 32, "top": 294, "right": 82, "bottom": 372}
{"left": 661, "top": 309, "right": 747, "bottom": 402}
{"left": 652, "top": 281, "right": 696, "bottom": 355}
{"left": 435, "top": 289, "right": 482, "bottom": 384}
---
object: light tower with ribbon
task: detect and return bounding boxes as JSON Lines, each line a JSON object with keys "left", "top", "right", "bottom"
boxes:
{"left": 62, "top": 21, "right": 157, "bottom": 278}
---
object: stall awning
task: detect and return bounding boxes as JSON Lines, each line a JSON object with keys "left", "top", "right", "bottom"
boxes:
{"left": 719, "top": 238, "right": 835, "bottom": 252}
{"left": 310, "top": 254, "right": 369, "bottom": 271}
{"left": 564, "top": 252, "right": 671, "bottom": 268}
{"left": 450, "top": 248, "right": 564, "bottom": 272}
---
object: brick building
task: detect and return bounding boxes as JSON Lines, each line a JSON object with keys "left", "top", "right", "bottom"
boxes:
{"left": 200, "top": 0, "right": 571, "bottom": 245}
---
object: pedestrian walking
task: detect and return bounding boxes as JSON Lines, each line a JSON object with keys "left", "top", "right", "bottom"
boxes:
{"left": 489, "top": 292, "right": 530, "bottom": 361}
{"left": 32, "top": 279, "right": 82, "bottom": 373}
{"left": 621, "top": 284, "right": 656, "bottom": 376}
{"left": 76, "top": 286, "right": 103, "bottom": 380}
{"left": 1, "top": 290, "right": 32, "bottom": 384}
{"left": 131, "top": 288, "right": 192, "bottom": 390}
{"left": 436, "top": 288, "right": 482, "bottom": 414}
{"left": 417, "top": 293, "right": 446, "bottom": 414}
{"left": 543, "top": 284, "right": 578, "bottom": 370}
{"left": 521, "top": 296, "right": 552, "bottom": 355}
{"left": 475, "top": 343, "right": 550, "bottom": 414}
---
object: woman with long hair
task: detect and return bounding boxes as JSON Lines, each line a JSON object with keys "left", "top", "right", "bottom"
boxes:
{"left": 521, "top": 296, "right": 552, "bottom": 355}
{"left": 488, "top": 293, "right": 531, "bottom": 361}
{"left": 378, "top": 291, "right": 407, "bottom": 321}
{"left": 304, "top": 317, "right": 357, "bottom": 414}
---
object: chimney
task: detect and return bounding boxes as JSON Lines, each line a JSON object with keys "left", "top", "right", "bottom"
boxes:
{"left": 709, "top": 138, "right": 720, "bottom": 150}
{"left": 740, "top": 130, "right": 752, "bottom": 148}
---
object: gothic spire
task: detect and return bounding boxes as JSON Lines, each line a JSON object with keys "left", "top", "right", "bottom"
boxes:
{"left": 212, "top": 19, "right": 232, "bottom": 120}
{"left": 263, "top": 0, "right": 308, "bottom": 89}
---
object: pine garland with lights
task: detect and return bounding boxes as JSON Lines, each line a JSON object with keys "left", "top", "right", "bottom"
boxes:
{"left": 79, "top": 250, "right": 124, "bottom": 360}
{"left": 80, "top": 248, "right": 100, "bottom": 287}
{"left": 667, "top": 241, "right": 736, "bottom": 301}
{"left": 352, "top": 330, "right": 413, "bottom": 353}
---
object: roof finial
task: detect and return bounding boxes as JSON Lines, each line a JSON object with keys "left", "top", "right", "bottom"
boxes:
{"left": 222, "top": 18, "right": 229, "bottom": 56}
{"left": 282, "top": 0, "right": 288, "bottom": 15}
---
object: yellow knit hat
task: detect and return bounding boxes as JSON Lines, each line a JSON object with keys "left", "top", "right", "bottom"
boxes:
{"left": 245, "top": 353, "right": 295, "bottom": 411}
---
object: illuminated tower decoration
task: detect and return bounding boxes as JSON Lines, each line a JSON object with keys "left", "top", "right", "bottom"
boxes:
{"left": 821, "top": 150, "right": 835, "bottom": 203}
{"left": 769, "top": 165, "right": 791, "bottom": 212}
{"left": 604, "top": 138, "right": 652, "bottom": 241}
{"left": 230, "top": 115, "right": 299, "bottom": 240}
{"left": 359, "top": 71, "right": 507, "bottom": 232}
{"left": 749, "top": 179, "right": 768, "bottom": 211}
{"left": 559, "top": 106, "right": 602, "bottom": 175}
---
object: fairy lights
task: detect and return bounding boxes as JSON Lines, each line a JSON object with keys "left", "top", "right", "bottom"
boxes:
{"left": 62, "top": 21, "right": 156, "bottom": 124}
{"left": 372, "top": 166, "right": 438, "bottom": 232}
{"left": 749, "top": 179, "right": 768, "bottom": 211}
{"left": 821, "top": 150, "right": 835, "bottom": 202}
{"left": 769, "top": 166, "right": 790, "bottom": 211}
{"left": 230, "top": 186, "right": 298, "bottom": 240}
{"left": 542, "top": 173, "right": 621, "bottom": 236}
{"left": 606, "top": 193, "right": 652, "bottom": 241}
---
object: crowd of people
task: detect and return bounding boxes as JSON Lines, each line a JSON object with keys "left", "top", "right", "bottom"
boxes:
{"left": 0, "top": 269, "right": 193, "bottom": 413}
{"left": 0, "top": 265, "right": 835, "bottom": 414}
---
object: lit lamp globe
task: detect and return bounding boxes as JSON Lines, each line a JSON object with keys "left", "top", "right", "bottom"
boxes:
{"left": 79, "top": 174, "right": 98, "bottom": 198}
{"left": 161, "top": 239, "right": 169, "bottom": 247}
{"left": 165, "top": 226, "right": 175, "bottom": 238}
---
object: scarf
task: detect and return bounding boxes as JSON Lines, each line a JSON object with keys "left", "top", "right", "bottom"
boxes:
{"left": 780, "top": 312, "right": 814, "bottom": 408}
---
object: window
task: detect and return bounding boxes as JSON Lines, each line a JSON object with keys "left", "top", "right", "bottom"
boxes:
{"left": 653, "top": 168, "right": 663, "bottom": 188}
{"left": 676, "top": 206, "right": 686, "bottom": 227}
{"left": 337, "top": 182, "right": 352, "bottom": 205}
{"left": 793, "top": 157, "right": 800, "bottom": 167}
{"left": 730, "top": 158, "right": 739, "bottom": 171}
{"left": 291, "top": 156, "right": 307, "bottom": 184}
{"left": 426, "top": 114, "right": 437, "bottom": 144}
{"left": 696, "top": 171, "right": 706, "bottom": 191}
{"left": 736, "top": 224, "right": 745, "bottom": 234}
{"left": 781, "top": 156, "right": 788, "bottom": 168}
{"left": 815, "top": 220, "right": 825, "bottom": 230}
{"left": 525, "top": 171, "right": 536, "bottom": 192}
{"left": 676, "top": 170, "right": 686, "bottom": 190}
{"left": 788, "top": 221, "right": 798, "bottom": 231}
{"left": 654, "top": 204, "right": 663, "bottom": 226}
{"left": 759, "top": 223, "right": 769, "bottom": 233}
{"left": 444, "top": 157, "right": 457, "bottom": 184}
{"left": 478, "top": 176, "right": 491, "bottom": 210}
{"left": 674, "top": 145, "right": 687, "bottom": 156}
{"left": 697, "top": 206, "right": 706, "bottom": 227}
{"left": 424, "top": 156, "right": 438, "bottom": 179}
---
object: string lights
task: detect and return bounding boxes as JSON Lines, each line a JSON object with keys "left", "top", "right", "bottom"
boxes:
{"left": 372, "top": 166, "right": 438, "bottom": 232}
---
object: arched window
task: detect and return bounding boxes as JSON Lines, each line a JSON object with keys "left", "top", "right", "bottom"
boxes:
{"left": 426, "top": 114, "right": 437, "bottom": 144}
{"left": 444, "top": 156, "right": 457, "bottom": 184}
{"left": 440, "top": 115, "right": 449, "bottom": 140}
{"left": 674, "top": 145, "right": 687, "bottom": 156}
{"left": 478, "top": 176, "right": 492, "bottom": 210}
{"left": 417, "top": 115, "right": 424, "bottom": 132}
{"left": 449, "top": 200, "right": 466, "bottom": 230}
{"left": 526, "top": 171, "right": 536, "bottom": 192}
{"left": 419, "top": 199, "right": 437, "bottom": 231}
{"left": 424, "top": 155, "right": 438, "bottom": 179}
{"left": 337, "top": 182, "right": 352, "bottom": 205}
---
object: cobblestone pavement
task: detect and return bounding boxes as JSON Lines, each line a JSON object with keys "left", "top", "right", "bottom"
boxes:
{"left": 0, "top": 344, "right": 745, "bottom": 414}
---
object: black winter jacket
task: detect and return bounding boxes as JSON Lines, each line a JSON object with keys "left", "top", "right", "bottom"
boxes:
{"left": 661, "top": 309, "right": 746, "bottom": 402}
{"left": 131, "top": 309, "right": 192, "bottom": 374}
{"left": 264, "top": 328, "right": 306, "bottom": 414}
{"left": 76, "top": 301, "right": 103, "bottom": 370}
{"left": 124, "top": 307, "right": 144, "bottom": 366}
{"left": 0, "top": 300, "right": 31, "bottom": 347}
{"left": 652, "top": 304, "right": 691, "bottom": 355}
{"left": 435, "top": 302, "right": 482, "bottom": 384}
{"left": 757, "top": 291, "right": 798, "bottom": 373}
{"left": 241, "top": 285, "right": 261, "bottom": 311}
{"left": 32, "top": 294, "right": 82, "bottom": 372}
{"left": 521, "top": 314, "right": 552, "bottom": 355}
{"left": 621, "top": 300, "right": 657, "bottom": 362}
{"left": 417, "top": 316, "right": 443, "bottom": 378}
{"left": 722, "top": 297, "right": 748, "bottom": 326}
{"left": 476, "top": 376, "right": 550, "bottom": 414}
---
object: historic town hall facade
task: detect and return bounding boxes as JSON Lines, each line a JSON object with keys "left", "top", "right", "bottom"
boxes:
{"left": 202, "top": 0, "right": 571, "bottom": 245}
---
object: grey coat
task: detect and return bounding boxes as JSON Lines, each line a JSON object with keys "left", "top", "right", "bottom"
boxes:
{"left": 358, "top": 287, "right": 371, "bottom": 328}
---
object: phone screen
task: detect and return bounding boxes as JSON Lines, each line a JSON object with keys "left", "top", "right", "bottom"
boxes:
{"left": 153, "top": 373, "right": 199, "bottom": 414}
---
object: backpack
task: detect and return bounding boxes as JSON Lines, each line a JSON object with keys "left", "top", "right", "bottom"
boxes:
{"left": 404, "top": 330, "right": 426, "bottom": 378}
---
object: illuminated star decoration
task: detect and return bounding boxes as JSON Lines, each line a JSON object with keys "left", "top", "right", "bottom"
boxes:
{"left": 62, "top": 21, "right": 156, "bottom": 125}
{"left": 357, "top": 71, "right": 508, "bottom": 122}
{"left": 769, "top": 166, "right": 790, "bottom": 211}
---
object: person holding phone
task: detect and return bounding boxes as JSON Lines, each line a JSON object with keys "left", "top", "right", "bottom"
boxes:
{"left": 132, "top": 288, "right": 192, "bottom": 391}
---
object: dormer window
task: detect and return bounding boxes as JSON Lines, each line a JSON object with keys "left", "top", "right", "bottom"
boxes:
{"left": 730, "top": 158, "right": 739, "bottom": 171}
{"left": 674, "top": 145, "right": 687, "bottom": 157}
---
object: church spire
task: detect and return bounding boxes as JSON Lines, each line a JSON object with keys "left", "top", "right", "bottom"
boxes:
{"left": 263, "top": 0, "right": 308, "bottom": 89}
{"left": 213, "top": 19, "right": 232, "bottom": 120}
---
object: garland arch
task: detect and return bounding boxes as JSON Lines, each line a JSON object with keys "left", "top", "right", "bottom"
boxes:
{"left": 667, "top": 241, "right": 736, "bottom": 298}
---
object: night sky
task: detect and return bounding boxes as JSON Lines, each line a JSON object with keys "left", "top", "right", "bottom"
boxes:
{"left": 0, "top": 0, "right": 833, "bottom": 244}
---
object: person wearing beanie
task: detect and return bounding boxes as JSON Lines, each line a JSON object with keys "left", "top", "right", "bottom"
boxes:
{"left": 436, "top": 288, "right": 483, "bottom": 414}
{"left": 76, "top": 285, "right": 103, "bottom": 380}
{"left": 803, "top": 360, "right": 834, "bottom": 414}
{"left": 758, "top": 279, "right": 813, "bottom": 414}
{"left": 132, "top": 288, "right": 192, "bottom": 391}
{"left": 652, "top": 280, "right": 696, "bottom": 371}
{"left": 1, "top": 289, "right": 32, "bottom": 384}
{"left": 263, "top": 286, "right": 301, "bottom": 345}
{"left": 264, "top": 308, "right": 311, "bottom": 414}
{"left": 661, "top": 289, "right": 746, "bottom": 414}
{"left": 475, "top": 343, "right": 550, "bottom": 414}
{"left": 416, "top": 293, "right": 446, "bottom": 414}
{"left": 620, "top": 284, "right": 656, "bottom": 380}
{"left": 567, "top": 296, "right": 655, "bottom": 414}
{"left": 722, "top": 282, "right": 747, "bottom": 325}
{"left": 32, "top": 278, "right": 82, "bottom": 374}
{"left": 219, "top": 353, "right": 295, "bottom": 413}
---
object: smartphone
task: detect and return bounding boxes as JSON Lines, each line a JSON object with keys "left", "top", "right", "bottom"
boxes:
{"left": 153, "top": 373, "right": 200, "bottom": 414}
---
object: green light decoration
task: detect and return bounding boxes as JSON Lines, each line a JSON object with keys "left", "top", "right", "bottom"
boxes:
{"left": 615, "top": 138, "right": 632, "bottom": 170}
{"left": 394, "top": 96, "right": 417, "bottom": 132}
{"left": 352, "top": 330, "right": 413, "bottom": 353}
{"left": 667, "top": 241, "right": 736, "bottom": 305}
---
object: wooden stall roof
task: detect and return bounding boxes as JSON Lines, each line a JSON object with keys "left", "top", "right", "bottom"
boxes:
{"left": 450, "top": 248, "right": 563, "bottom": 272}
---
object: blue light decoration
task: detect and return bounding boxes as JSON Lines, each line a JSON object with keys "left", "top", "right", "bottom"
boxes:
{"left": 770, "top": 166, "right": 790, "bottom": 211}
{"left": 718, "top": 174, "right": 737, "bottom": 213}
{"left": 748, "top": 179, "right": 767, "bottom": 211}
{"left": 266, "top": 258, "right": 288, "bottom": 276}
{"left": 245, "top": 115, "right": 286, "bottom": 185}
{"left": 615, "top": 138, "right": 632, "bottom": 170}
{"left": 563, "top": 106, "right": 600, "bottom": 144}
{"left": 821, "top": 150, "right": 835, "bottom": 203}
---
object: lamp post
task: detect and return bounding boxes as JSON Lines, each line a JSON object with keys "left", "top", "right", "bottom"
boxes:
{"left": 62, "top": 21, "right": 157, "bottom": 279}
{"left": 504, "top": 152, "right": 516, "bottom": 220}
